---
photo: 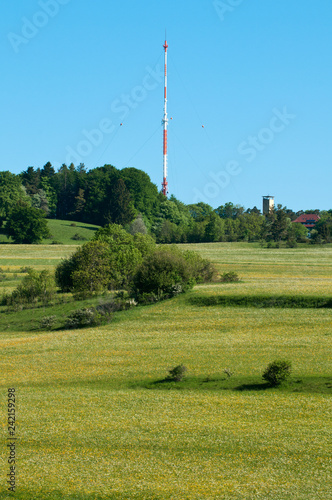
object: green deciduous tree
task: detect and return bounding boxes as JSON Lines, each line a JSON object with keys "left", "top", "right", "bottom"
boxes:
{"left": 70, "top": 241, "right": 112, "bottom": 294}
{"left": 132, "top": 246, "right": 196, "bottom": 301}
{"left": 5, "top": 205, "right": 50, "bottom": 243}
{"left": 56, "top": 224, "right": 156, "bottom": 294}
{"left": 204, "top": 212, "right": 225, "bottom": 242}
{"left": 238, "top": 213, "right": 264, "bottom": 241}
{"left": 315, "top": 215, "right": 332, "bottom": 243}
{"left": 0, "top": 171, "right": 30, "bottom": 226}
{"left": 287, "top": 222, "right": 308, "bottom": 243}
{"left": 215, "top": 202, "right": 245, "bottom": 219}
{"left": 93, "top": 224, "right": 143, "bottom": 287}
{"left": 120, "top": 167, "right": 161, "bottom": 223}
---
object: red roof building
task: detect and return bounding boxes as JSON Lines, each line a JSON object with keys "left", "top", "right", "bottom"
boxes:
{"left": 293, "top": 214, "right": 320, "bottom": 229}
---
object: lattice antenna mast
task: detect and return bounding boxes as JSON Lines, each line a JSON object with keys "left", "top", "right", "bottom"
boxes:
{"left": 161, "top": 38, "right": 169, "bottom": 196}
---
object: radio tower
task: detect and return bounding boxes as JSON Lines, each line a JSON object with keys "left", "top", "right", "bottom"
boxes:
{"left": 161, "top": 38, "right": 168, "bottom": 196}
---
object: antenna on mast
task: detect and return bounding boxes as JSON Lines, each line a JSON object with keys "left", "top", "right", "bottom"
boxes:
{"left": 161, "top": 36, "right": 168, "bottom": 196}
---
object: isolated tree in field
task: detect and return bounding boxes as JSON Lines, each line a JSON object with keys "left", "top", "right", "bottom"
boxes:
{"left": 5, "top": 205, "right": 50, "bottom": 243}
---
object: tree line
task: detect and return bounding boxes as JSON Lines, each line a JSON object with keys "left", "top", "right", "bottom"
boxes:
{"left": 0, "top": 162, "right": 331, "bottom": 244}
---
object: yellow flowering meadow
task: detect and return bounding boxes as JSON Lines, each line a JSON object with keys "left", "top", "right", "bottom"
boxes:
{"left": 0, "top": 243, "right": 331, "bottom": 500}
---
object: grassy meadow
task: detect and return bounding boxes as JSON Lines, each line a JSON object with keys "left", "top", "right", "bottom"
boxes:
{"left": 0, "top": 219, "right": 100, "bottom": 246}
{"left": 0, "top": 241, "right": 331, "bottom": 499}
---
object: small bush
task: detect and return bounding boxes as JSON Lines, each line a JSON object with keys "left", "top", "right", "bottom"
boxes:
{"left": 7, "top": 269, "right": 56, "bottom": 308}
{"left": 220, "top": 271, "right": 240, "bottom": 283}
{"left": 262, "top": 360, "right": 292, "bottom": 386}
{"left": 286, "top": 239, "right": 297, "bottom": 248}
{"left": 96, "top": 298, "right": 130, "bottom": 314}
{"left": 183, "top": 250, "right": 217, "bottom": 283}
{"left": 71, "top": 233, "right": 87, "bottom": 241}
{"left": 70, "top": 223, "right": 77, "bottom": 227}
{"left": 19, "top": 266, "right": 31, "bottom": 273}
{"left": 166, "top": 364, "right": 187, "bottom": 382}
{"left": 65, "top": 305, "right": 113, "bottom": 329}
{"left": 56, "top": 241, "right": 112, "bottom": 294}
{"left": 40, "top": 316, "right": 57, "bottom": 330}
{"left": 135, "top": 291, "right": 160, "bottom": 305}
{"left": 133, "top": 246, "right": 195, "bottom": 302}
{"left": 51, "top": 240, "right": 63, "bottom": 245}
{"left": 223, "top": 368, "right": 233, "bottom": 378}
{"left": 65, "top": 308, "right": 100, "bottom": 329}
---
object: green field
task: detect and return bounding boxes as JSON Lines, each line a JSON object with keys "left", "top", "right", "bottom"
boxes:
{"left": 0, "top": 219, "right": 100, "bottom": 246}
{"left": 0, "top": 243, "right": 331, "bottom": 499}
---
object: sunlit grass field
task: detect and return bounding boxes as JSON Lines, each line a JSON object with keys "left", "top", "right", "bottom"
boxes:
{"left": 0, "top": 218, "right": 99, "bottom": 246}
{"left": 0, "top": 243, "right": 331, "bottom": 499}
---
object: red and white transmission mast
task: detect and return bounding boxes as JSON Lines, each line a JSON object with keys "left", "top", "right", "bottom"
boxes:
{"left": 161, "top": 38, "right": 169, "bottom": 196}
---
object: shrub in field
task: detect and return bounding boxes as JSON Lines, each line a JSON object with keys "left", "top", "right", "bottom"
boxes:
{"left": 19, "top": 266, "right": 31, "bottom": 273}
{"left": 55, "top": 254, "right": 78, "bottom": 292}
{"left": 286, "top": 238, "right": 297, "bottom": 248}
{"left": 167, "top": 365, "right": 187, "bottom": 382}
{"left": 64, "top": 301, "right": 119, "bottom": 329}
{"left": 183, "top": 250, "right": 217, "bottom": 282}
{"left": 95, "top": 297, "right": 133, "bottom": 314}
{"left": 262, "top": 360, "right": 292, "bottom": 386}
{"left": 220, "top": 271, "right": 240, "bottom": 283}
{"left": 7, "top": 269, "right": 56, "bottom": 307}
{"left": 70, "top": 241, "right": 112, "bottom": 295}
{"left": 40, "top": 315, "right": 57, "bottom": 330}
{"left": 93, "top": 224, "right": 148, "bottom": 288}
{"left": 55, "top": 224, "right": 156, "bottom": 294}
{"left": 65, "top": 308, "right": 98, "bottom": 328}
{"left": 56, "top": 241, "right": 112, "bottom": 295}
{"left": 132, "top": 246, "right": 195, "bottom": 302}
{"left": 71, "top": 233, "right": 87, "bottom": 241}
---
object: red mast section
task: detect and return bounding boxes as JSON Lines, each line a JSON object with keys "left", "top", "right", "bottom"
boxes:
{"left": 162, "top": 39, "right": 168, "bottom": 196}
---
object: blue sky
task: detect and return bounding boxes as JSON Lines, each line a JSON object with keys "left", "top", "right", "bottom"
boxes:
{"left": 1, "top": 0, "right": 332, "bottom": 211}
